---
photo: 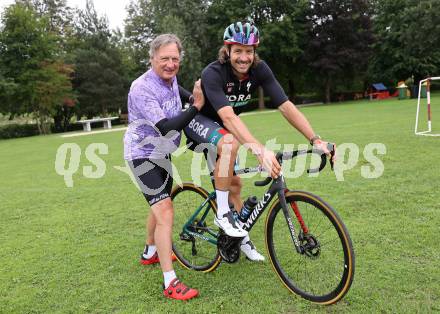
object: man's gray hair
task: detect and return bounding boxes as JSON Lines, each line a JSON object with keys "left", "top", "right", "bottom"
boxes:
{"left": 149, "top": 34, "right": 183, "bottom": 59}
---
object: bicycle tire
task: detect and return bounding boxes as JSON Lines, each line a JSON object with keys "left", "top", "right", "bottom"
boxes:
{"left": 171, "top": 183, "right": 222, "bottom": 272}
{"left": 265, "top": 190, "right": 355, "bottom": 304}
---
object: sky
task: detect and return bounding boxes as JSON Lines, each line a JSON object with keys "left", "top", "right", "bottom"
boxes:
{"left": 0, "top": 0, "right": 130, "bottom": 30}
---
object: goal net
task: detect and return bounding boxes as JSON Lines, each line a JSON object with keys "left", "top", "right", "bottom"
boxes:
{"left": 415, "top": 77, "right": 440, "bottom": 136}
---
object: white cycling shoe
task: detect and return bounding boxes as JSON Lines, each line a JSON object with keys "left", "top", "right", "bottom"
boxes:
{"left": 240, "top": 236, "right": 265, "bottom": 261}
{"left": 214, "top": 211, "right": 248, "bottom": 238}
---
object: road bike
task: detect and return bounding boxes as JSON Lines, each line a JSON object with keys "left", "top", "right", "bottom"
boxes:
{"left": 171, "top": 146, "right": 355, "bottom": 304}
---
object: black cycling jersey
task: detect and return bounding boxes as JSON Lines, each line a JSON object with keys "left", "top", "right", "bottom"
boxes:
{"left": 199, "top": 60, "right": 288, "bottom": 124}
{"left": 178, "top": 85, "right": 193, "bottom": 104}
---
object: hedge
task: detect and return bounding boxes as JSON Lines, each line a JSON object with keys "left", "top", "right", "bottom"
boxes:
{"left": 0, "top": 124, "right": 40, "bottom": 139}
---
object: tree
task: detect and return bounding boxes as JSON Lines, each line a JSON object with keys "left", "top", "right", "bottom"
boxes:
{"left": 124, "top": 0, "right": 156, "bottom": 76}
{"left": 0, "top": 72, "right": 18, "bottom": 118}
{"left": 72, "top": 0, "right": 127, "bottom": 118}
{"left": 369, "top": 0, "right": 440, "bottom": 86}
{"left": 0, "top": 4, "right": 52, "bottom": 116}
{"left": 29, "top": 0, "right": 77, "bottom": 131}
{"left": 12, "top": 0, "right": 75, "bottom": 48}
{"left": 33, "top": 61, "right": 74, "bottom": 133}
{"left": 251, "top": 0, "right": 311, "bottom": 99}
{"left": 306, "top": 0, "right": 374, "bottom": 103}
{"left": 0, "top": 3, "right": 74, "bottom": 132}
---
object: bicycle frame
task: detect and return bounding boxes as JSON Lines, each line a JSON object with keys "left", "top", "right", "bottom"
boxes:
{"left": 180, "top": 147, "right": 334, "bottom": 253}
{"left": 181, "top": 167, "right": 307, "bottom": 254}
{"left": 182, "top": 193, "right": 218, "bottom": 245}
{"left": 174, "top": 146, "right": 355, "bottom": 304}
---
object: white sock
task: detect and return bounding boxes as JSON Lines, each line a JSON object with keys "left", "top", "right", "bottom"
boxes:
{"left": 163, "top": 270, "right": 177, "bottom": 288}
{"left": 216, "top": 190, "right": 230, "bottom": 218}
{"left": 143, "top": 244, "right": 157, "bottom": 258}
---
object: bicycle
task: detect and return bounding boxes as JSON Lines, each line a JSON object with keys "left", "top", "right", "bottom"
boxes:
{"left": 171, "top": 146, "right": 355, "bottom": 304}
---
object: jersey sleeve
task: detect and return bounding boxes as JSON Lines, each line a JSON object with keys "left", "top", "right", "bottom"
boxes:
{"left": 258, "top": 61, "right": 289, "bottom": 107}
{"left": 201, "top": 66, "right": 230, "bottom": 112}
{"left": 155, "top": 106, "right": 198, "bottom": 135}
{"left": 128, "top": 90, "right": 166, "bottom": 125}
{"left": 178, "top": 84, "right": 193, "bottom": 105}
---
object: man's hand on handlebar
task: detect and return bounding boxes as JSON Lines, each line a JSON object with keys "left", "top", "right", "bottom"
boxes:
{"left": 256, "top": 147, "right": 281, "bottom": 179}
{"left": 313, "top": 139, "right": 336, "bottom": 163}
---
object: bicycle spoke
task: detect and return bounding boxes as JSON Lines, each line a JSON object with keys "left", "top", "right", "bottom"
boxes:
{"left": 319, "top": 236, "right": 342, "bottom": 249}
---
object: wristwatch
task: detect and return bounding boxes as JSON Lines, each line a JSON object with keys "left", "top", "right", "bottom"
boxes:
{"left": 309, "top": 134, "right": 321, "bottom": 145}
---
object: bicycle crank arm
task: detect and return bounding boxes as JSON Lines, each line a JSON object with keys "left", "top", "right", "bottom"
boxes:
{"left": 191, "top": 238, "right": 197, "bottom": 256}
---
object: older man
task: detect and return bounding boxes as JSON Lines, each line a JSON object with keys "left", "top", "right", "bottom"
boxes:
{"left": 124, "top": 34, "right": 203, "bottom": 300}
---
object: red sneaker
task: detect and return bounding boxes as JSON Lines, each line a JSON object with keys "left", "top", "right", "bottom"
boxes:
{"left": 140, "top": 252, "right": 177, "bottom": 265}
{"left": 163, "top": 278, "right": 199, "bottom": 300}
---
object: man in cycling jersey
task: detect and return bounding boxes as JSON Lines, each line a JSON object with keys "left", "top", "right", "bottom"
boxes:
{"left": 184, "top": 22, "right": 333, "bottom": 261}
{"left": 124, "top": 34, "right": 203, "bottom": 300}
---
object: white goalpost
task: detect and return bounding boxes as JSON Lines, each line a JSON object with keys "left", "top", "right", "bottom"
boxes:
{"left": 415, "top": 76, "right": 440, "bottom": 136}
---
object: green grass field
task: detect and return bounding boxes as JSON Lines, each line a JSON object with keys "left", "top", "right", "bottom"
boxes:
{"left": 1, "top": 97, "right": 439, "bottom": 313}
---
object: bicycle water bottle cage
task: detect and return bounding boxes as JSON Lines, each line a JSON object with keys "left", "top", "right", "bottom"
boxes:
{"left": 217, "top": 230, "right": 243, "bottom": 263}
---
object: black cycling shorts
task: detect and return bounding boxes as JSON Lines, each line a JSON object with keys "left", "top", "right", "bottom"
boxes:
{"left": 184, "top": 114, "right": 241, "bottom": 175}
{"left": 184, "top": 114, "right": 229, "bottom": 151}
{"left": 128, "top": 156, "right": 173, "bottom": 206}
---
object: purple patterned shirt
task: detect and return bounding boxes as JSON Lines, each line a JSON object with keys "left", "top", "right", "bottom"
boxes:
{"left": 124, "top": 69, "right": 182, "bottom": 160}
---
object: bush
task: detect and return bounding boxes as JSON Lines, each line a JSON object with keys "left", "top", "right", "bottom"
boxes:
{"left": 0, "top": 124, "right": 40, "bottom": 139}
{"left": 51, "top": 122, "right": 83, "bottom": 133}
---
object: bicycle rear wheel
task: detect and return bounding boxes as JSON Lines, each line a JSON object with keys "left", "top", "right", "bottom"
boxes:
{"left": 171, "top": 183, "right": 221, "bottom": 272}
{"left": 265, "top": 190, "right": 354, "bottom": 304}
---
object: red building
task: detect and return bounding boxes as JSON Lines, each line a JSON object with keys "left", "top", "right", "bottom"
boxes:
{"left": 368, "top": 83, "right": 390, "bottom": 100}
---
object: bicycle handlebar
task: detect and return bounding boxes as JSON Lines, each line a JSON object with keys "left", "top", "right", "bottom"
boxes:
{"left": 254, "top": 143, "right": 336, "bottom": 187}
{"left": 254, "top": 176, "right": 272, "bottom": 187}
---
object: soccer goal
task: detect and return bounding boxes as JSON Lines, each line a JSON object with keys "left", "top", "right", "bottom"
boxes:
{"left": 415, "top": 76, "right": 440, "bottom": 136}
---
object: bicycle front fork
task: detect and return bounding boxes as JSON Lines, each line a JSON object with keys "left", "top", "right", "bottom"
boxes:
{"left": 278, "top": 190, "right": 304, "bottom": 254}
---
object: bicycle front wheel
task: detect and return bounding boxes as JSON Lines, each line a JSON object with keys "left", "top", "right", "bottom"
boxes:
{"left": 265, "top": 190, "right": 355, "bottom": 304}
{"left": 171, "top": 183, "right": 221, "bottom": 272}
